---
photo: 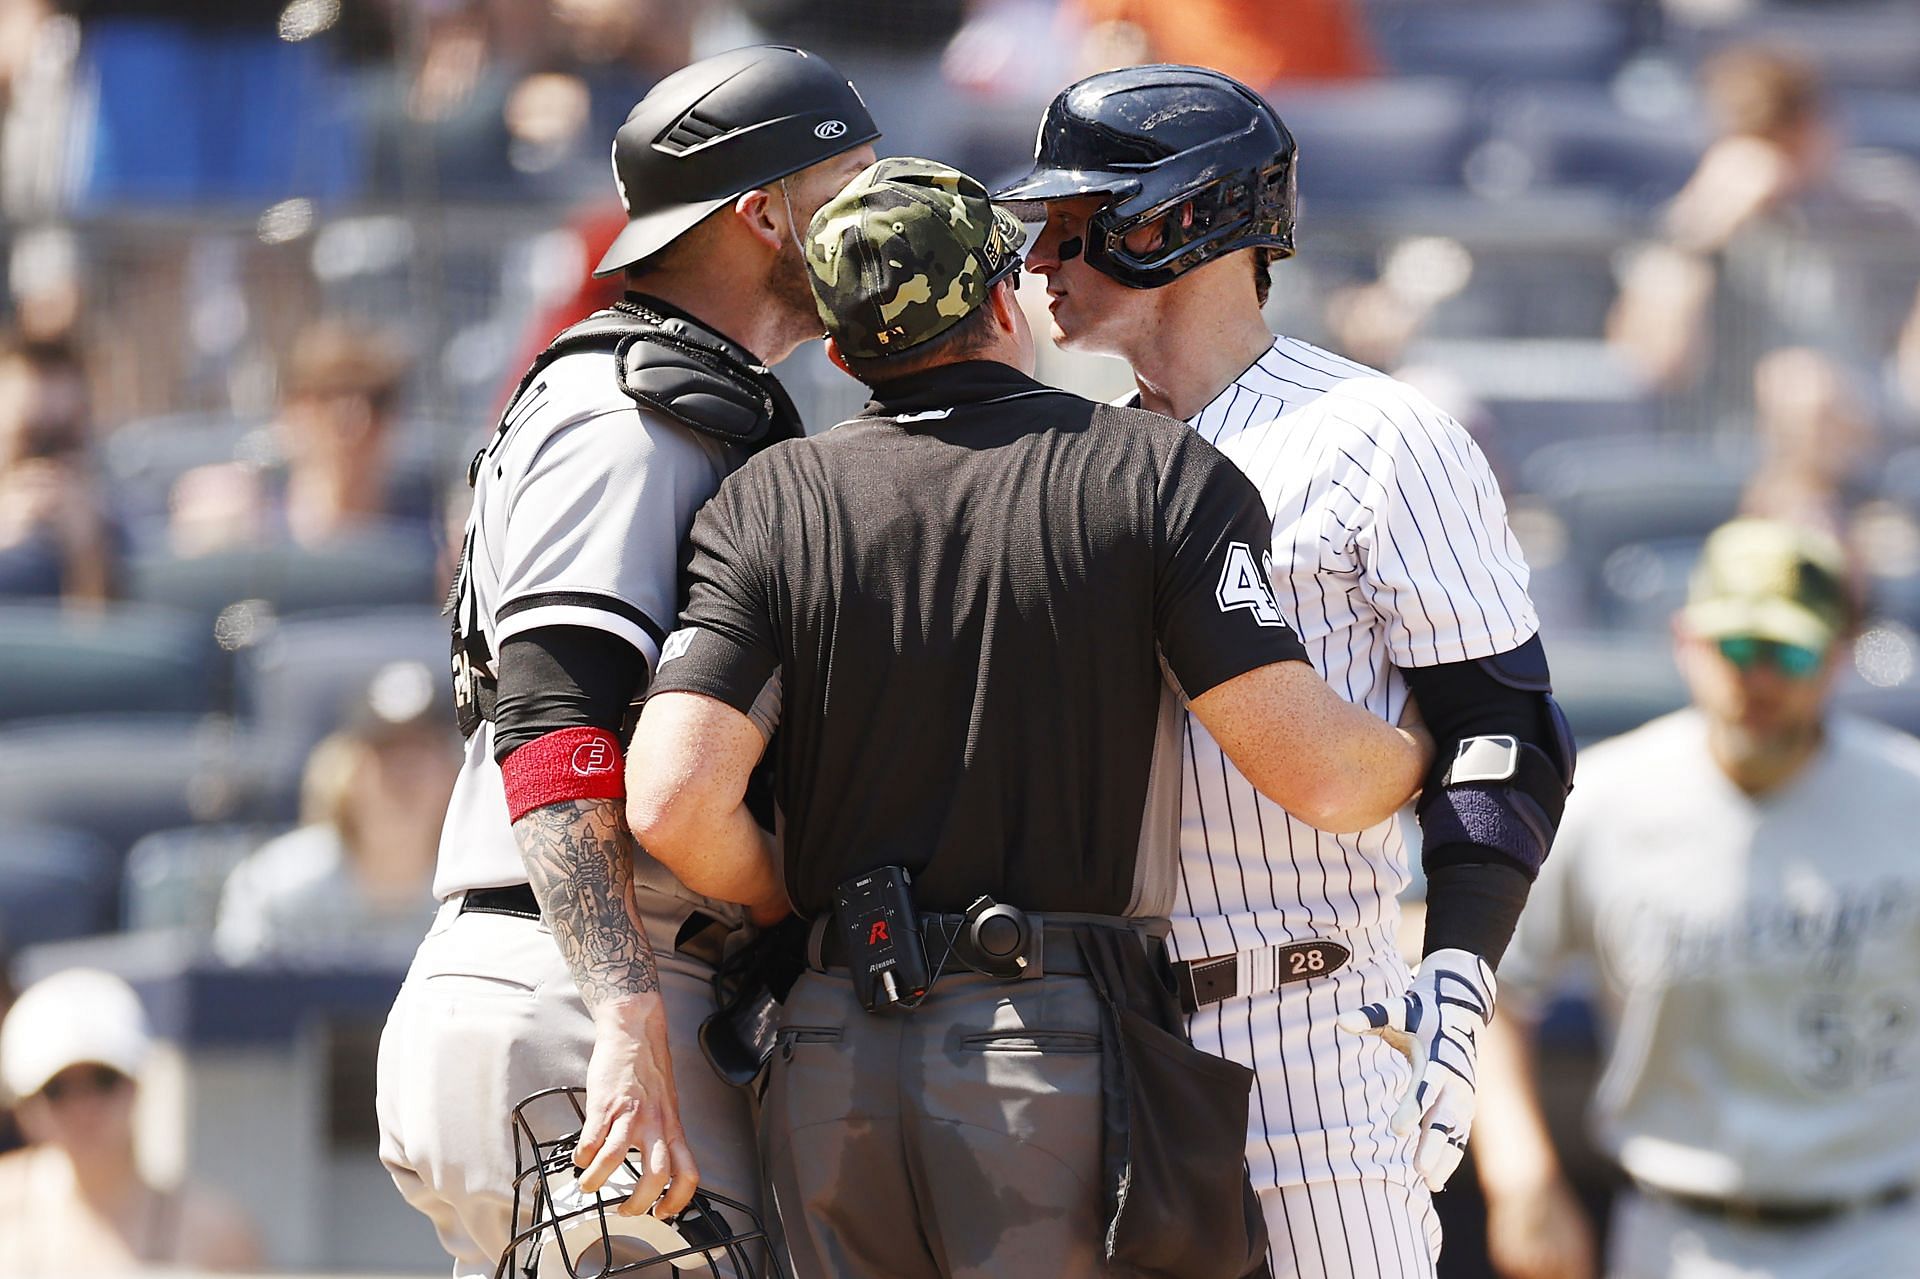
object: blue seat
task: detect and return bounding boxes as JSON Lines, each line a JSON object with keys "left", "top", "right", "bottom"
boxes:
{"left": 123, "top": 823, "right": 287, "bottom": 935}
{"left": 126, "top": 531, "right": 441, "bottom": 623}
{"left": 1667, "top": 5, "right": 1920, "bottom": 93}
{"left": 1544, "top": 631, "right": 1689, "bottom": 747}
{"left": 0, "top": 823, "right": 121, "bottom": 948}
{"left": 1483, "top": 84, "right": 1706, "bottom": 207}
{"left": 0, "top": 603, "right": 221, "bottom": 723}
{"left": 1368, "top": 1, "right": 1634, "bottom": 85}
{"left": 0, "top": 715, "right": 301, "bottom": 860}
{"left": 236, "top": 606, "right": 452, "bottom": 760}
{"left": 1270, "top": 79, "right": 1476, "bottom": 204}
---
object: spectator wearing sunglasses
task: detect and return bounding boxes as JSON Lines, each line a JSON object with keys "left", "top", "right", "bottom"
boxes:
{"left": 1472, "top": 518, "right": 1920, "bottom": 1279}
{"left": 0, "top": 969, "right": 258, "bottom": 1276}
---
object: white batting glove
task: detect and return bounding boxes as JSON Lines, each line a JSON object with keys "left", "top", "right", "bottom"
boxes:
{"left": 1335, "top": 948, "right": 1495, "bottom": 1193}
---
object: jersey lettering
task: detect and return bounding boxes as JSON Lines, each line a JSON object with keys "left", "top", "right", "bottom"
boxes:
{"left": 1215, "top": 541, "right": 1285, "bottom": 627}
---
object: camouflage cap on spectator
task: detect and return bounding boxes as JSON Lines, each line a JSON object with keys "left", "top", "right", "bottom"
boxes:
{"left": 804, "top": 157, "right": 1027, "bottom": 359}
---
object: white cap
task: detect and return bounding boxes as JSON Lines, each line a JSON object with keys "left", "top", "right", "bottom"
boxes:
{"left": 0, "top": 968, "right": 153, "bottom": 1102}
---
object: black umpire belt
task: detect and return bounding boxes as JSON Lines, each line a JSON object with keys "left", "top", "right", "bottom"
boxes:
{"left": 1173, "top": 940, "right": 1352, "bottom": 1014}
{"left": 807, "top": 912, "right": 1157, "bottom": 981}
{"left": 1646, "top": 1182, "right": 1914, "bottom": 1228}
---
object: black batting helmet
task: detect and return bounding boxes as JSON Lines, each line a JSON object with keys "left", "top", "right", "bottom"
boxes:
{"left": 994, "top": 64, "right": 1296, "bottom": 289}
{"left": 594, "top": 45, "right": 879, "bottom": 278}
{"left": 494, "top": 1088, "right": 779, "bottom": 1279}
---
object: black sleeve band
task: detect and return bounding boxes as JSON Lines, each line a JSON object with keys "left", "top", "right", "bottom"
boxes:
{"left": 1399, "top": 635, "right": 1575, "bottom": 879}
{"left": 1422, "top": 862, "right": 1531, "bottom": 969}
{"left": 492, "top": 626, "right": 647, "bottom": 764}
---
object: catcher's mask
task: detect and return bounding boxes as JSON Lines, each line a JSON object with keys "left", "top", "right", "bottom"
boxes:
{"left": 495, "top": 1087, "right": 778, "bottom": 1279}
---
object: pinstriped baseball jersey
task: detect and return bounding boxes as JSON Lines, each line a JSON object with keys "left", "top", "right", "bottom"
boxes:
{"left": 434, "top": 347, "right": 738, "bottom": 899}
{"left": 1172, "top": 334, "right": 1539, "bottom": 1191}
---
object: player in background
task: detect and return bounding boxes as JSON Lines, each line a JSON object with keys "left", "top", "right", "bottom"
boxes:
{"left": 375, "top": 46, "right": 876, "bottom": 1277}
{"left": 1477, "top": 520, "right": 1920, "bottom": 1279}
{"left": 999, "top": 65, "right": 1576, "bottom": 1276}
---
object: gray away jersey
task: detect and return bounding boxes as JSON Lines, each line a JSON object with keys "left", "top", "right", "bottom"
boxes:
{"left": 436, "top": 348, "right": 736, "bottom": 899}
{"left": 1502, "top": 709, "right": 1920, "bottom": 1202}
{"left": 1170, "top": 335, "right": 1539, "bottom": 1191}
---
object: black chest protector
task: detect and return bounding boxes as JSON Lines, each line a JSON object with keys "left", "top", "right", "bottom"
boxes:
{"left": 448, "top": 299, "right": 804, "bottom": 737}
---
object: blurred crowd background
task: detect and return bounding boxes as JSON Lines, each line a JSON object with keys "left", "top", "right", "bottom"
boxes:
{"left": 0, "top": 0, "right": 1917, "bottom": 1273}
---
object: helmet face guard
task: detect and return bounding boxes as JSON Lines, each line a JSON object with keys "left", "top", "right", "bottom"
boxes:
{"left": 1083, "top": 149, "right": 1297, "bottom": 290}
{"left": 494, "top": 1088, "right": 778, "bottom": 1279}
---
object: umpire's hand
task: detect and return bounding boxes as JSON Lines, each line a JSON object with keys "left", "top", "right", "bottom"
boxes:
{"left": 1336, "top": 948, "right": 1496, "bottom": 1192}
{"left": 573, "top": 995, "right": 701, "bottom": 1218}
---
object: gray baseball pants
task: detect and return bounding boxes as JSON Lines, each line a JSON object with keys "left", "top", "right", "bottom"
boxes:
{"left": 375, "top": 890, "right": 761, "bottom": 1279}
{"left": 761, "top": 967, "right": 1114, "bottom": 1279}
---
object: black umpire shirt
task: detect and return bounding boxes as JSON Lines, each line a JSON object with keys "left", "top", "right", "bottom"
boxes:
{"left": 648, "top": 360, "right": 1308, "bottom": 918}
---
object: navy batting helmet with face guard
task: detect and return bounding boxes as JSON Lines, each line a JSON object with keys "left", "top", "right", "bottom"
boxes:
{"left": 994, "top": 64, "right": 1297, "bottom": 289}
{"left": 494, "top": 1089, "right": 778, "bottom": 1279}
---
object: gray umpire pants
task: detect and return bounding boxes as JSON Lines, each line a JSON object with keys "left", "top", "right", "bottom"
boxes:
{"left": 762, "top": 967, "right": 1113, "bottom": 1279}
{"left": 375, "top": 887, "right": 761, "bottom": 1279}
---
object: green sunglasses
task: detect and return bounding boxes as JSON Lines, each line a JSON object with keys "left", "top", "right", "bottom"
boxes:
{"left": 1715, "top": 635, "right": 1824, "bottom": 679}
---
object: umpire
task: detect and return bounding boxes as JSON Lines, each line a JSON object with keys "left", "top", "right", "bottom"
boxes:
{"left": 624, "top": 158, "right": 1434, "bottom": 1279}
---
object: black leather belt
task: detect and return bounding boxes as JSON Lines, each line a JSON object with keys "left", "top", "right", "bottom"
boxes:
{"left": 459, "top": 884, "right": 541, "bottom": 920}
{"left": 1650, "top": 1182, "right": 1914, "bottom": 1228}
{"left": 809, "top": 912, "right": 1153, "bottom": 980}
{"left": 1173, "top": 940, "right": 1353, "bottom": 1014}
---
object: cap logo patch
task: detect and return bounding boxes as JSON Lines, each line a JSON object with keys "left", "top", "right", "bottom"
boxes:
{"left": 815, "top": 120, "right": 848, "bottom": 140}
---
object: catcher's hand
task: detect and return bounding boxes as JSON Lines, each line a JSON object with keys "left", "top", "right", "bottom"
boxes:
{"left": 1336, "top": 948, "right": 1495, "bottom": 1192}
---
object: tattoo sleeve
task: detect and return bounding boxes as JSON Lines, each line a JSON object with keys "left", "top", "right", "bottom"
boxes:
{"left": 513, "top": 798, "right": 660, "bottom": 1007}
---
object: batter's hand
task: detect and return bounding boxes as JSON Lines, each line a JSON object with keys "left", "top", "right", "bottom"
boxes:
{"left": 1336, "top": 948, "right": 1495, "bottom": 1192}
{"left": 573, "top": 995, "right": 700, "bottom": 1219}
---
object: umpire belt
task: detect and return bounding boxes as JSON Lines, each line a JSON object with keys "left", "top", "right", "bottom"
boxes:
{"left": 1172, "top": 939, "right": 1353, "bottom": 1014}
{"left": 805, "top": 911, "right": 1158, "bottom": 981}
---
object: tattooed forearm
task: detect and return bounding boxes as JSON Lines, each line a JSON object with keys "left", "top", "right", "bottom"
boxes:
{"left": 514, "top": 798, "right": 659, "bottom": 1008}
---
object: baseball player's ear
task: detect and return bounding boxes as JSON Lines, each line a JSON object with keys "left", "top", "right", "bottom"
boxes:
{"left": 823, "top": 336, "right": 853, "bottom": 376}
{"left": 732, "top": 188, "right": 782, "bottom": 252}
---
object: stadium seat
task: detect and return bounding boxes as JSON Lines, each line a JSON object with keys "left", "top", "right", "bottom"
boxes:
{"left": 0, "top": 822, "right": 122, "bottom": 949}
{"left": 1368, "top": 1, "right": 1634, "bottom": 86}
{"left": 1545, "top": 631, "right": 1688, "bottom": 747}
{"left": 1270, "top": 79, "right": 1476, "bottom": 204}
{"left": 1666, "top": 4, "right": 1920, "bottom": 93}
{"left": 0, "top": 602, "right": 222, "bottom": 723}
{"left": 122, "top": 823, "right": 287, "bottom": 935}
{"left": 99, "top": 412, "right": 266, "bottom": 527}
{"left": 1482, "top": 84, "right": 1706, "bottom": 207}
{"left": 236, "top": 606, "right": 452, "bottom": 760}
{"left": 0, "top": 715, "right": 301, "bottom": 860}
{"left": 125, "top": 532, "right": 441, "bottom": 622}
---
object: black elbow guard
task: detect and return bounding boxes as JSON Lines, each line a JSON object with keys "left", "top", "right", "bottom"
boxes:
{"left": 1402, "top": 636, "right": 1576, "bottom": 881}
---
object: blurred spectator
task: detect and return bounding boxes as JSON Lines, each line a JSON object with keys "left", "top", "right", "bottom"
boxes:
{"left": 1606, "top": 45, "right": 1910, "bottom": 418}
{"left": 1897, "top": 282, "right": 1920, "bottom": 428}
{"left": 0, "top": 0, "right": 79, "bottom": 219}
{"left": 1476, "top": 519, "right": 1920, "bottom": 1279}
{"left": 361, "top": 0, "right": 521, "bottom": 200}
{"left": 499, "top": 202, "right": 631, "bottom": 407}
{"left": 0, "top": 968, "right": 259, "bottom": 1274}
{"left": 168, "top": 317, "right": 430, "bottom": 556}
{"left": 1740, "top": 346, "right": 1878, "bottom": 539}
{"left": 0, "top": 331, "right": 115, "bottom": 603}
{"left": 1066, "top": 0, "right": 1377, "bottom": 88}
{"left": 213, "top": 660, "right": 454, "bottom": 965}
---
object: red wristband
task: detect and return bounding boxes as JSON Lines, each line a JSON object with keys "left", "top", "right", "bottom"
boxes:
{"left": 500, "top": 727, "right": 625, "bottom": 822}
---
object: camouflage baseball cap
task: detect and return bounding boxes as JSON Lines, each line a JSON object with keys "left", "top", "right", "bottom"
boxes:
{"left": 804, "top": 157, "right": 1028, "bottom": 359}
{"left": 1684, "top": 518, "right": 1854, "bottom": 650}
